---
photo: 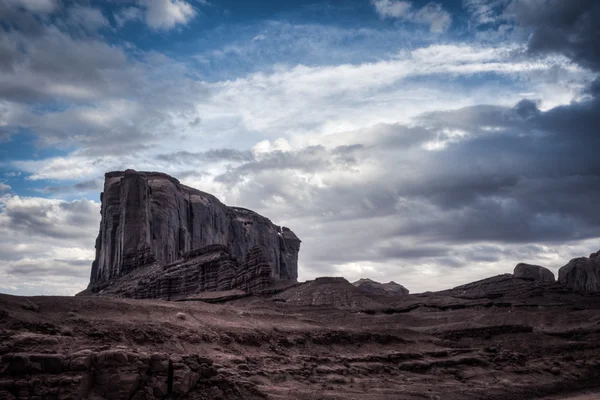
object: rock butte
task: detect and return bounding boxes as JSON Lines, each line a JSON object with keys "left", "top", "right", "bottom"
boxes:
{"left": 81, "top": 170, "right": 300, "bottom": 299}
{"left": 513, "top": 263, "right": 555, "bottom": 283}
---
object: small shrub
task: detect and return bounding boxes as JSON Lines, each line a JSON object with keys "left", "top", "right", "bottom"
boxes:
{"left": 176, "top": 312, "right": 187, "bottom": 320}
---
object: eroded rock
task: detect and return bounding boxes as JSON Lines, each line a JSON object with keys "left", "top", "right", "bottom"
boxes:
{"left": 513, "top": 263, "right": 555, "bottom": 283}
{"left": 559, "top": 250, "right": 600, "bottom": 291}
{"left": 85, "top": 170, "right": 301, "bottom": 297}
{"left": 0, "top": 351, "right": 222, "bottom": 400}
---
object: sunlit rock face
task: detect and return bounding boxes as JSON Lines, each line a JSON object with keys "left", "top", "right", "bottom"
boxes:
{"left": 88, "top": 170, "right": 301, "bottom": 290}
{"left": 513, "top": 263, "right": 555, "bottom": 283}
{"left": 559, "top": 250, "right": 600, "bottom": 292}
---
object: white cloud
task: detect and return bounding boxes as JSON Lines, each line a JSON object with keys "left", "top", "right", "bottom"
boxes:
{"left": 114, "top": 6, "right": 144, "bottom": 27}
{"left": 0, "top": 183, "right": 11, "bottom": 192}
{"left": 371, "top": 0, "right": 452, "bottom": 32}
{"left": 7, "top": 43, "right": 591, "bottom": 183}
{"left": 372, "top": 0, "right": 412, "bottom": 18}
{"left": 139, "top": 0, "right": 197, "bottom": 30}
{"left": 463, "top": 0, "right": 511, "bottom": 26}
{"left": 0, "top": 195, "right": 100, "bottom": 295}
{"left": 67, "top": 5, "right": 109, "bottom": 32}
{"left": 4, "top": 0, "right": 58, "bottom": 13}
{"left": 411, "top": 3, "right": 452, "bottom": 33}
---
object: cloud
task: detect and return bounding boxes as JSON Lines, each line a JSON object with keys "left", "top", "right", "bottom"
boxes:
{"left": 371, "top": 0, "right": 452, "bottom": 32}
{"left": 138, "top": 0, "right": 197, "bottom": 30}
{"left": 0, "top": 182, "right": 11, "bottom": 192}
{"left": 1, "top": 2, "right": 599, "bottom": 295}
{"left": 0, "top": 27, "right": 134, "bottom": 103}
{"left": 114, "top": 6, "right": 143, "bottom": 27}
{"left": 0, "top": 195, "right": 99, "bottom": 295}
{"left": 3, "top": 0, "right": 58, "bottom": 14}
{"left": 463, "top": 0, "right": 511, "bottom": 26}
{"left": 372, "top": 0, "right": 412, "bottom": 18}
{"left": 39, "top": 179, "right": 103, "bottom": 195}
{"left": 66, "top": 4, "right": 109, "bottom": 33}
{"left": 507, "top": 1, "right": 600, "bottom": 71}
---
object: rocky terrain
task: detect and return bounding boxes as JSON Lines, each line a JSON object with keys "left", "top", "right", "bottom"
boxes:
{"left": 85, "top": 170, "right": 300, "bottom": 298}
{"left": 2, "top": 273, "right": 600, "bottom": 400}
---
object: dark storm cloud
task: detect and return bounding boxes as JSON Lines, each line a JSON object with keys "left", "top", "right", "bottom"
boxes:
{"left": 508, "top": 0, "right": 600, "bottom": 71}
{"left": 443, "top": 3, "right": 600, "bottom": 245}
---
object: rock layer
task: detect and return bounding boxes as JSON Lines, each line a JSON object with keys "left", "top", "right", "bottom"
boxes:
{"left": 559, "top": 250, "right": 600, "bottom": 292}
{"left": 0, "top": 350, "right": 260, "bottom": 400}
{"left": 513, "top": 263, "right": 555, "bottom": 283}
{"left": 89, "top": 170, "right": 300, "bottom": 289}
{"left": 90, "top": 245, "right": 277, "bottom": 300}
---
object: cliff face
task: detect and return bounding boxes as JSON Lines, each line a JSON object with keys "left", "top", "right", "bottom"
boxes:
{"left": 88, "top": 245, "right": 274, "bottom": 300}
{"left": 89, "top": 170, "right": 300, "bottom": 289}
{"left": 559, "top": 250, "right": 600, "bottom": 292}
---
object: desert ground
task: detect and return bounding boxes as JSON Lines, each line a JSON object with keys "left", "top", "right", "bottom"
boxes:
{"left": 2, "top": 275, "right": 600, "bottom": 399}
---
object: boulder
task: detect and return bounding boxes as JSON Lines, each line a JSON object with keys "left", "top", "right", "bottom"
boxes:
{"left": 352, "top": 278, "right": 409, "bottom": 296}
{"left": 513, "top": 263, "right": 555, "bottom": 283}
{"left": 558, "top": 251, "right": 600, "bottom": 292}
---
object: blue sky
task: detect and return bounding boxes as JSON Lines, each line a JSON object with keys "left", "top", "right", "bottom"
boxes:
{"left": 1, "top": 0, "right": 599, "bottom": 295}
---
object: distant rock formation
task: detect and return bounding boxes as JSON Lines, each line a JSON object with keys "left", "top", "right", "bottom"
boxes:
{"left": 444, "top": 274, "right": 547, "bottom": 299}
{"left": 559, "top": 250, "right": 600, "bottom": 292}
{"left": 513, "top": 263, "right": 555, "bottom": 283}
{"left": 352, "top": 278, "right": 409, "bottom": 296}
{"left": 273, "top": 277, "right": 382, "bottom": 308}
{"left": 85, "top": 170, "right": 300, "bottom": 297}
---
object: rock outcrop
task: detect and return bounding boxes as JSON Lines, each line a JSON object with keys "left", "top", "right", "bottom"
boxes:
{"left": 273, "top": 277, "right": 382, "bottom": 308}
{"left": 0, "top": 350, "right": 260, "bottom": 400}
{"left": 559, "top": 250, "right": 600, "bottom": 292}
{"left": 89, "top": 245, "right": 276, "bottom": 300}
{"left": 513, "top": 263, "right": 555, "bottom": 283}
{"left": 352, "top": 278, "right": 409, "bottom": 296}
{"left": 86, "top": 170, "right": 300, "bottom": 296}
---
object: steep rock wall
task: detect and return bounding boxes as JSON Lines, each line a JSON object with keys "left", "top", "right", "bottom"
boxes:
{"left": 559, "top": 250, "right": 600, "bottom": 292}
{"left": 89, "top": 170, "right": 300, "bottom": 287}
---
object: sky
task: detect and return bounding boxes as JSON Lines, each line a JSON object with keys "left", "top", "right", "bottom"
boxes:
{"left": 0, "top": 0, "right": 599, "bottom": 296}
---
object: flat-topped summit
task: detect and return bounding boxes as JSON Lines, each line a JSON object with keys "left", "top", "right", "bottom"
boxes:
{"left": 84, "top": 170, "right": 300, "bottom": 298}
